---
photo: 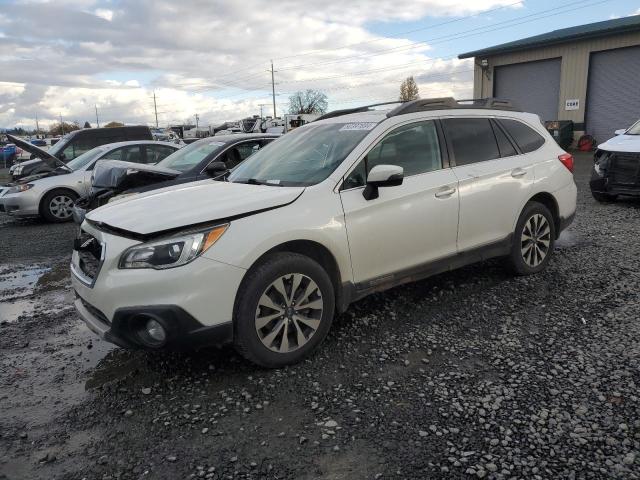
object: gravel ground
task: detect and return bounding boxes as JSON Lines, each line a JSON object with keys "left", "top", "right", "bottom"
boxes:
{"left": 0, "top": 153, "right": 638, "bottom": 480}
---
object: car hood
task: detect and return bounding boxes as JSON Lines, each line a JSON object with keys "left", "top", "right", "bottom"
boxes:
{"left": 12, "top": 169, "right": 69, "bottom": 184}
{"left": 7, "top": 134, "right": 65, "bottom": 169}
{"left": 86, "top": 180, "right": 305, "bottom": 236}
{"left": 598, "top": 134, "right": 640, "bottom": 153}
{"left": 92, "top": 160, "right": 181, "bottom": 189}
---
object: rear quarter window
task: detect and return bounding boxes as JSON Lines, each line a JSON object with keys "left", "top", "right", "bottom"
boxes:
{"left": 442, "top": 118, "right": 500, "bottom": 166}
{"left": 499, "top": 119, "right": 545, "bottom": 153}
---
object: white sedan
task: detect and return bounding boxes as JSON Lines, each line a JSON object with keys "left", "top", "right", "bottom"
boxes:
{"left": 0, "top": 140, "right": 180, "bottom": 222}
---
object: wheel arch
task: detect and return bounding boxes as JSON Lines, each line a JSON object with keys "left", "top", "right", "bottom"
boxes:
{"left": 38, "top": 186, "right": 81, "bottom": 216}
{"left": 526, "top": 192, "right": 560, "bottom": 239}
{"left": 240, "top": 239, "right": 347, "bottom": 315}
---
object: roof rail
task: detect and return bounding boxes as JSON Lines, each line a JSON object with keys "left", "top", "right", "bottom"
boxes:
{"left": 314, "top": 101, "right": 403, "bottom": 121}
{"left": 386, "top": 97, "right": 517, "bottom": 117}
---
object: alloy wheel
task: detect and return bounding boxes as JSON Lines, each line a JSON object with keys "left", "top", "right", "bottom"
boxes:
{"left": 255, "top": 273, "right": 323, "bottom": 353}
{"left": 520, "top": 213, "right": 551, "bottom": 267}
{"left": 49, "top": 195, "right": 74, "bottom": 220}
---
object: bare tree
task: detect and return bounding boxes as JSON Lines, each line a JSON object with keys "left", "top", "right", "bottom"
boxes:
{"left": 399, "top": 76, "right": 420, "bottom": 102}
{"left": 49, "top": 122, "right": 80, "bottom": 136}
{"left": 288, "top": 90, "right": 328, "bottom": 115}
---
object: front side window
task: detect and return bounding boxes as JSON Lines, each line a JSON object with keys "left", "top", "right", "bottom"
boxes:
{"left": 146, "top": 145, "right": 176, "bottom": 164}
{"left": 100, "top": 146, "right": 143, "bottom": 163}
{"left": 228, "top": 123, "right": 374, "bottom": 187}
{"left": 221, "top": 141, "right": 262, "bottom": 169}
{"left": 442, "top": 118, "right": 500, "bottom": 166}
{"left": 499, "top": 119, "right": 545, "bottom": 153}
{"left": 342, "top": 120, "right": 442, "bottom": 189}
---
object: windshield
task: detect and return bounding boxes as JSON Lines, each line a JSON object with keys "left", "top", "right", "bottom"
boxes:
{"left": 65, "top": 147, "right": 105, "bottom": 171}
{"left": 228, "top": 123, "right": 374, "bottom": 186}
{"left": 626, "top": 120, "right": 640, "bottom": 135}
{"left": 156, "top": 138, "right": 226, "bottom": 172}
{"left": 47, "top": 133, "right": 72, "bottom": 158}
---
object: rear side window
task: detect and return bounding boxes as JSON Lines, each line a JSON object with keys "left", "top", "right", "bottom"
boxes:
{"left": 442, "top": 118, "right": 500, "bottom": 166}
{"left": 499, "top": 119, "right": 545, "bottom": 153}
{"left": 491, "top": 121, "right": 517, "bottom": 157}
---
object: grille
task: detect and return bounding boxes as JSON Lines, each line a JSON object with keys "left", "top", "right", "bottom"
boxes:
{"left": 609, "top": 153, "right": 640, "bottom": 185}
{"left": 74, "top": 231, "right": 103, "bottom": 282}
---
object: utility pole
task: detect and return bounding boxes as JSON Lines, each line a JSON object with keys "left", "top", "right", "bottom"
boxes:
{"left": 270, "top": 60, "right": 277, "bottom": 119}
{"left": 59, "top": 113, "right": 64, "bottom": 135}
{"left": 195, "top": 113, "right": 199, "bottom": 130}
{"left": 95, "top": 105, "right": 100, "bottom": 128}
{"left": 153, "top": 91, "right": 159, "bottom": 128}
{"left": 258, "top": 103, "right": 270, "bottom": 119}
{"left": 35, "top": 113, "right": 40, "bottom": 136}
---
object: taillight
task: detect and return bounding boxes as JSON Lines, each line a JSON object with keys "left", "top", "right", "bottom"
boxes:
{"left": 558, "top": 153, "right": 574, "bottom": 173}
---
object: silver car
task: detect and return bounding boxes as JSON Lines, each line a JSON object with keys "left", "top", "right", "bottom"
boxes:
{"left": 0, "top": 140, "right": 180, "bottom": 222}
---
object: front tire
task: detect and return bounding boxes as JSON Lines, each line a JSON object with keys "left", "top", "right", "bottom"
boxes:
{"left": 234, "top": 252, "right": 335, "bottom": 368}
{"left": 41, "top": 189, "right": 77, "bottom": 223}
{"left": 506, "top": 201, "right": 556, "bottom": 276}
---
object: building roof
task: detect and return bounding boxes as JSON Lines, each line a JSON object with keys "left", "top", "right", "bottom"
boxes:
{"left": 459, "top": 15, "right": 640, "bottom": 59}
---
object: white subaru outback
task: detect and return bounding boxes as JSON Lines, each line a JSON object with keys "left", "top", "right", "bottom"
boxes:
{"left": 71, "top": 98, "right": 577, "bottom": 367}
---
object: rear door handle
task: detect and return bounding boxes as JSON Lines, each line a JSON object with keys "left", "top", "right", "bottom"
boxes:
{"left": 435, "top": 186, "right": 456, "bottom": 198}
{"left": 511, "top": 168, "right": 527, "bottom": 178}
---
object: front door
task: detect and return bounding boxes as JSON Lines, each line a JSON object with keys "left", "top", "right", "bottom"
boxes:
{"left": 339, "top": 120, "right": 459, "bottom": 286}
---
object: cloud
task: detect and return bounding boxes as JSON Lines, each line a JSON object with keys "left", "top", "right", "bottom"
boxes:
{"left": 0, "top": 0, "right": 516, "bottom": 129}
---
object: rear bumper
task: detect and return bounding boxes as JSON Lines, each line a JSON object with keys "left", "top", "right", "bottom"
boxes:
{"left": 74, "top": 295, "right": 233, "bottom": 350}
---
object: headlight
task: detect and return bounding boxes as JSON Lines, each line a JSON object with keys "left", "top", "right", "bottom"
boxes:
{"left": 108, "top": 192, "right": 138, "bottom": 204}
{"left": 7, "top": 184, "right": 34, "bottom": 194}
{"left": 119, "top": 224, "right": 229, "bottom": 270}
{"left": 13, "top": 166, "right": 23, "bottom": 175}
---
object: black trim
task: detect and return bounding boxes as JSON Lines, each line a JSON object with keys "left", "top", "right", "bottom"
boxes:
{"left": 490, "top": 118, "right": 522, "bottom": 156}
{"left": 80, "top": 299, "right": 233, "bottom": 350}
{"left": 347, "top": 235, "right": 512, "bottom": 301}
{"left": 559, "top": 212, "right": 575, "bottom": 233}
{"left": 86, "top": 190, "right": 304, "bottom": 241}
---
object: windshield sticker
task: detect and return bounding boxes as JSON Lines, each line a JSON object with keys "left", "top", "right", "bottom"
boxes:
{"left": 208, "top": 141, "right": 225, "bottom": 147}
{"left": 339, "top": 122, "right": 377, "bottom": 132}
{"left": 266, "top": 179, "right": 281, "bottom": 185}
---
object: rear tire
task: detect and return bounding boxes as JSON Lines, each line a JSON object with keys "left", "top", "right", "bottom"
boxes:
{"left": 591, "top": 190, "right": 617, "bottom": 203}
{"left": 506, "top": 201, "right": 556, "bottom": 276}
{"left": 233, "top": 252, "right": 335, "bottom": 368}
{"left": 41, "top": 189, "right": 77, "bottom": 223}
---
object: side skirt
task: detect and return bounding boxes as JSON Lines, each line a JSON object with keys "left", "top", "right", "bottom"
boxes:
{"left": 340, "top": 235, "right": 512, "bottom": 309}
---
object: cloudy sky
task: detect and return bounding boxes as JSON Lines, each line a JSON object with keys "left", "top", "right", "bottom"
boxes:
{"left": 0, "top": 0, "right": 637, "bottom": 130}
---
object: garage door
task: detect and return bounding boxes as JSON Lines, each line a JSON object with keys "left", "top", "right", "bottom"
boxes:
{"left": 586, "top": 46, "right": 640, "bottom": 144}
{"left": 494, "top": 58, "right": 561, "bottom": 122}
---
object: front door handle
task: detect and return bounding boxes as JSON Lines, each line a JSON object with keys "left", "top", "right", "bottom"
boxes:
{"left": 511, "top": 168, "right": 527, "bottom": 178}
{"left": 435, "top": 186, "right": 456, "bottom": 198}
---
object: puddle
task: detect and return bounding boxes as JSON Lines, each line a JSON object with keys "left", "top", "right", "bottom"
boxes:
{"left": 0, "top": 264, "right": 51, "bottom": 300}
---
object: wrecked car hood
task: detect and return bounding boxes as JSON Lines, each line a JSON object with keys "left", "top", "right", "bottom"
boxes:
{"left": 7, "top": 134, "right": 66, "bottom": 169}
{"left": 598, "top": 134, "right": 640, "bottom": 153}
{"left": 86, "top": 180, "right": 305, "bottom": 235}
{"left": 92, "top": 160, "right": 181, "bottom": 189}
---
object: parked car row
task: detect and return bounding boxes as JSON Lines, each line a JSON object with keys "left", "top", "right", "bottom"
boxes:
{"left": 67, "top": 98, "right": 578, "bottom": 368}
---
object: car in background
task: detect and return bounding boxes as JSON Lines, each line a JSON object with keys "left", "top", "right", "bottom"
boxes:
{"left": 31, "top": 138, "right": 47, "bottom": 147}
{"left": 590, "top": 119, "right": 640, "bottom": 202}
{"left": 0, "top": 141, "right": 179, "bottom": 222}
{"left": 1, "top": 143, "right": 19, "bottom": 165}
{"left": 72, "top": 133, "right": 279, "bottom": 223}
{"left": 8, "top": 126, "right": 153, "bottom": 180}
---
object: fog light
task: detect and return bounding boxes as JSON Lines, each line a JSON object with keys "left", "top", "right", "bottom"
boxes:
{"left": 146, "top": 319, "right": 166, "bottom": 343}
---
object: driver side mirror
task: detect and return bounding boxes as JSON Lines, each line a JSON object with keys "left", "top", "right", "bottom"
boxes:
{"left": 614, "top": 129, "right": 627, "bottom": 136}
{"left": 205, "top": 161, "right": 228, "bottom": 176}
{"left": 363, "top": 164, "right": 403, "bottom": 200}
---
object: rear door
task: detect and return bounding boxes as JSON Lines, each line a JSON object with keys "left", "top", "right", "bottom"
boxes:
{"left": 442, "top": 117, "right": 534, "bottom": 251}
{"left": 339, "top": 120, "right": 459, "bottom": 285}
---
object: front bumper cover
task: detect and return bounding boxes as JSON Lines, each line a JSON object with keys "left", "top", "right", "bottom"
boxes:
{"left": 75, "top": 294, "right": 233, "bottom": 350}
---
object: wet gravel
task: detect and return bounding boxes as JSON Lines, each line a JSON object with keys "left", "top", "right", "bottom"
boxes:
{"left": 1, "top": 153, "right": 639, "bottom": 479}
